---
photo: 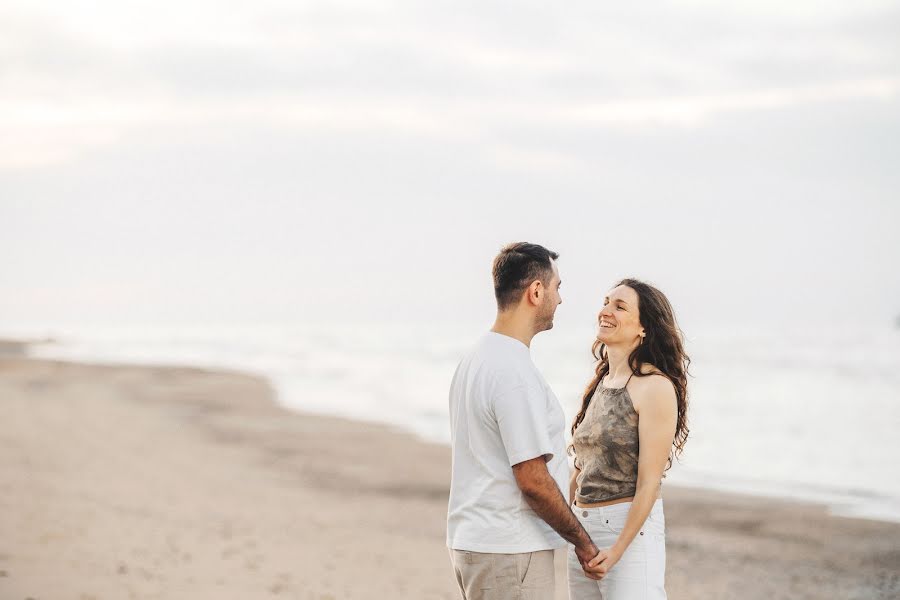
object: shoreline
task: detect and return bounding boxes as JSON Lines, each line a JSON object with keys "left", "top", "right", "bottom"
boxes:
{"left": 11, "top": 334, "right": 900, "bottom": 525}
{"left": 1, "top": 353, "right": 899, "bottom": 598}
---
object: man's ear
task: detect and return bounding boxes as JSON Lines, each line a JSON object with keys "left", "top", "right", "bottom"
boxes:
{"left": 528, "top": 280, "right": 544, "bottom": 306}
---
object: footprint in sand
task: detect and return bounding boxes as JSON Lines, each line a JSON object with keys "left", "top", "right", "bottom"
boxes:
{"left": 269, "top": 572, "right": 292, "bottom": 595}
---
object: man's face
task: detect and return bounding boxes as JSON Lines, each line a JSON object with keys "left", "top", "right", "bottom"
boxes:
{"left": 536, "top": 261, "right": 562, "bottom": 331}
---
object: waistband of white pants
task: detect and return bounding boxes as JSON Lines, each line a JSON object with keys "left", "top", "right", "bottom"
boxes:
{"left": 574, "top": 498, "right": 663, "bottom": 516}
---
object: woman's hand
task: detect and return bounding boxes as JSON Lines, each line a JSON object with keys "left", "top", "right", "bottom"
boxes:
{"left": 587, "top": 546, "right": 623, "bottom": 576}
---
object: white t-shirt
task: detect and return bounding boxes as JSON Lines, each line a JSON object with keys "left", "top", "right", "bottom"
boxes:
{"left": 446, "top": 331, "right": 570, "bottom": 553}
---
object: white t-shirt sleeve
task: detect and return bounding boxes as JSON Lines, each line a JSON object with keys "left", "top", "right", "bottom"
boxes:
{"left": 492, "top": 383, "right": 554, "bottom": 467}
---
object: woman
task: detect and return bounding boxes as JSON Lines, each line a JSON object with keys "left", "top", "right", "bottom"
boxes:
{"left": 567, "top": 278, "right": 690, "bottom": 600}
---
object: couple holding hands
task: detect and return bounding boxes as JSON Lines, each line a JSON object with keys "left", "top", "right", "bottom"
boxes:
{"left": 447, "top": 242, "right": 690, "bottom": 600}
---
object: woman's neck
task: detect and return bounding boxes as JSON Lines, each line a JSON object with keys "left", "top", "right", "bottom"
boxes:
{"left": 605, "top": 343, "right": 639, "bottom": 382}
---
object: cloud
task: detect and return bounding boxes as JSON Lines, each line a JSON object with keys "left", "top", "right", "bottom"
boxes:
{"left": 1, "top": 0, "right": 899, "bottom": 173}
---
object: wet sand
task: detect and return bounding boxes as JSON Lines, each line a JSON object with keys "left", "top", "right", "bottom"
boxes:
{"left": 1, "top": 354, "right": 898, "bottom": 599}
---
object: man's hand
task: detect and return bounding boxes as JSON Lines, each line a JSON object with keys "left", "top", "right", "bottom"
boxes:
{"left": 576, "top": 546, "right": 606, "bottom": 580}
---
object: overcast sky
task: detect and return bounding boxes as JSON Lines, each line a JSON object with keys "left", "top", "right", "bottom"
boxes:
{"left": 2, "top": 0, "right": 899, "bottom": 332}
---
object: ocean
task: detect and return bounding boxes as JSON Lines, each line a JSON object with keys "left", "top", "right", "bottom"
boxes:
{"left": 5, "top": 320, "right": 899, "bottom": 523}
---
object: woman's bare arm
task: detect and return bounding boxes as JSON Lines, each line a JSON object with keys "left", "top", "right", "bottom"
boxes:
{"left": 569, "top": 464, "right": 580, "bottom": 506}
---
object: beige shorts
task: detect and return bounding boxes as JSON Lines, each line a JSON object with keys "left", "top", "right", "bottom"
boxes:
{"left": 449, "top": 548, "right": 556, "bottom": 600}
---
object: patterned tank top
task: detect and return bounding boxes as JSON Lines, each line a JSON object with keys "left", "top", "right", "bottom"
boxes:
{"left": 571, "top": 374, "right": 664, "bottom": 503}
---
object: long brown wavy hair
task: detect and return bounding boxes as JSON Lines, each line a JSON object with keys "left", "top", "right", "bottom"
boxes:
{"left": 569, "top": 278, "right": 690, "bottom": 471}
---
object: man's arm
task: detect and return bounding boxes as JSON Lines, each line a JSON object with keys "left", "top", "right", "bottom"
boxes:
{"left": 512, "top": 457, "right": 602, "bottom": 579}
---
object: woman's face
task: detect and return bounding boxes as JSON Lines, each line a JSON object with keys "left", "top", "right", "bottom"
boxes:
{"left": 596, "top": 285, "right": 644, "bottom": 347}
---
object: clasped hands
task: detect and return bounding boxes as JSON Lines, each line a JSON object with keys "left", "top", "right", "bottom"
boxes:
{"left": 576, "top": 545, "right": 621, "bottom": 580}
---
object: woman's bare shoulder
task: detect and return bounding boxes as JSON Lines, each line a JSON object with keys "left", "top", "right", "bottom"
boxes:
{"left": 629, "top": 366, "right": 676, "bottom": 412}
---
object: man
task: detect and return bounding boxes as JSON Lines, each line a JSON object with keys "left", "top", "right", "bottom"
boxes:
{"left": 447, "top": 242, "right": 603, "bottom": 599}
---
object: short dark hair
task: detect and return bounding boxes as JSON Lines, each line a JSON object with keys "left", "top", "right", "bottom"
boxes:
{"left": 492, "top": 242, "right": 559, "bottom": 311}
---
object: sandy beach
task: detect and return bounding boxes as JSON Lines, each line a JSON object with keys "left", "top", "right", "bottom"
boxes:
{"left": 1, "top": 351, "right": 898, "bottom": 599}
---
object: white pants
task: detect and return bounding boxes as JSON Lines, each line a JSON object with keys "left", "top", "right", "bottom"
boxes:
{"left": 567, "top": 499, "right": 667, "bottom": 600}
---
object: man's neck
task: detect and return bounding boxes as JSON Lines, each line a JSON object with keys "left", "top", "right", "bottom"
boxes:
{"left": 491, "top": 314, "right": 536, "bottom": 348}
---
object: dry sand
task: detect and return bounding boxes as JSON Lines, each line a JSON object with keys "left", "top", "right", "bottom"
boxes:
{"left": 1, "top": 354, "right": 898, "bottom": 599}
